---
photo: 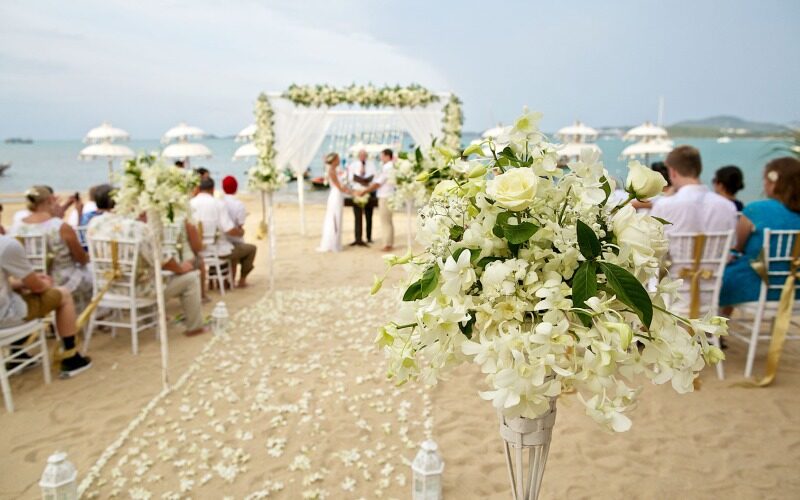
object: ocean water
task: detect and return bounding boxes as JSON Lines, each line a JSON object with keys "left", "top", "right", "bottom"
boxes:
{"left": 0, "top": 134, "right": 789, "bottom": 205}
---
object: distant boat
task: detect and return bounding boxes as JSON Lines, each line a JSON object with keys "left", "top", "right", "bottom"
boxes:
{"left": 4, "top": 138, "right": 33, "bottom": 144}
{"left": 310, "top": 176, "right": 328, "bottom": 190}
{"left": 716, "top": 136, "right": 732, "bottom": 144}
{"left": 0, "top": 162, "right": 10, "bottom": 175}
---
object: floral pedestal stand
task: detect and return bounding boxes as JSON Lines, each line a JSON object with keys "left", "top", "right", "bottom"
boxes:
{"left": 147, "top": 211, "right": 170, "bottom": 391}
{"left": 266, "top": 191, "right": 276, "bottom": 291}
{"left": 498, "top": 398, "right": 557, "bottom": 500}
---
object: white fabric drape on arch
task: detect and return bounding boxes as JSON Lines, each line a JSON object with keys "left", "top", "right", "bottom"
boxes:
{"left": 273, "top": 105, "right": 334, "bottom": 235}
{"left": 395, "top": 99, "right": 447, "bottom": 147}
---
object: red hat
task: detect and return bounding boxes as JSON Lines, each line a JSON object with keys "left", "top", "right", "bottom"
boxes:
{"left": 222, "top": 175, "right": 238, "bottom": 194}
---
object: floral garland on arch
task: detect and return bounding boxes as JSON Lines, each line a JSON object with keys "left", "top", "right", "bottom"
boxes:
{"left": 373, "top": 109, "right": 727, "bottom": 432}
{"left": 114, "top": 154, "right": 198, "bottom": 223}
{"left": 282, "top": 83, "right": 439, "bottom": 108}
{"left": 440, "top": 94, "right": 463, "bottom": 150}
{"left": 248, "top": 93, "right": 288, "bottom": 193}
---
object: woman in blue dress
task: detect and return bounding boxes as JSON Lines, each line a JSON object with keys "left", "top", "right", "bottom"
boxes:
{"left": 719, "top": 157, "right": 800, "bottom": 310}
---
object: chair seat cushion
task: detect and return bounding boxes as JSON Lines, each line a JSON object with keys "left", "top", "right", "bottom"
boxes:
{"left": 100, "top": 295, "right": 157, "bottom": 309}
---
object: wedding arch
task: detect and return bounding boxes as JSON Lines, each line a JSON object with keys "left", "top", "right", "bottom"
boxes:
{"left": 253, "top": 84, "right": 463, "bottom": 234}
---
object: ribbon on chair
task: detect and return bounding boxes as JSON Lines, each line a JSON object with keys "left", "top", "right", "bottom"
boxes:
{"left": 739, "top": 235, "right": 800, "bottom": 387}
{"left": 75, "top": 240, "right": 121, "bottom": 331}
{"left": 677, "top": 234, "right": 714, "bottom": 319}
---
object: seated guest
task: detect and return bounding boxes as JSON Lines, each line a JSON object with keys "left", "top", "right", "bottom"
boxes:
{"left": 712, "top": 165, "right": 745, "bottom": 211}
{"left": 221, "top": 176, "right": 257, "bottom": 287}
{"left": 66, "top": 185, "right": 98, "bottom": 227}
{"left": 650, "top": 145, "right": 738, "bottom": 235}
{"left": 190, "top": 177, "right": 244, "bottom": 288}
{"left": 78, "top": 184, "right": 111, "bottom": 226}
{"left": 87, "top": 205, "right": 208, "bottom": 337}
{"left": 10, "top": 186, "right": 93, "bottom": 312}
{"left": 13, "top": 186, "right": 75, "bottom": 224}
{"left": 1, "top": 235, "right": 92, "bottom": 376}
{"left": 720, "top": 157, "right": 800, "bottom": 309}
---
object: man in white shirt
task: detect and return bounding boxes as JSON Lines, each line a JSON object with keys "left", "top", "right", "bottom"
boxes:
{"left": 221, "top": 176, "right": 257, "bottom": 287}
{"left": 650, "top": 145, "right": 738, "bottom": 235}
{"left": 191, "top": 178, "right": 252, "bottom": 288}
{"left": 362, "top": 149, "right": 396, "bottom": 251}
{"left": 347, "top": 149, "right": 377, "bottom": 246}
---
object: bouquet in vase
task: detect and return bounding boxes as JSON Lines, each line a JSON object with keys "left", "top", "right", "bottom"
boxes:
{"left": 374, "top": 109, "right": 726, "bottom": 432}
{"left": 114, "top": 155, "right": 198, "bottom": 224}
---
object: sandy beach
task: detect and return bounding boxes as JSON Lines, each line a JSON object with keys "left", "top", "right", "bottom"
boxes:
{"left": 1, "top": 193, "right": 799, "bottom": 499}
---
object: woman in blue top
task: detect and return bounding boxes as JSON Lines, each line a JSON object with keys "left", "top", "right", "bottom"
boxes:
{"left": 719, "top": 157, "right": 800, "bottom": 309}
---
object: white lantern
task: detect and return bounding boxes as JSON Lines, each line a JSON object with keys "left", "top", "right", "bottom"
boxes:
{"left": 39, "top": 452, "right": 78, "bottom": 500}
{"left": 411, "top": 440, "right": 444, "bottom": 500}
{"left": 211, "top": 301, "right": 229, "bottom": 336}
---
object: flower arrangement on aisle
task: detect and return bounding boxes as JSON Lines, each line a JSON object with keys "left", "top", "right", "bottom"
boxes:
{"left": 374, "top": 109, "right": 727, "bottom": 432}
{"left": 283, "top": 83, "right": 439, "bottom": 109}
{"left": 247, "top": 93, "right": 287, "bottom": 194}
{"left": 440, "top": 94, "right": 463, "bottom": 150}
{"left": 114, "top": 154, "right": 198, "bottom": 223}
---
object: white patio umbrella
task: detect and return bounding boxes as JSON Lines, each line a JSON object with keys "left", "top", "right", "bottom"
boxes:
{"left": 233, "top": 142, "right": 258, "bottom": 160}
{"left": 161, "top": 142, "right": 213, "bottom": 160}
{"left": 624, "top": 121, "right": 668, "bottom": 140}
{"left": 621, "top": 138, "right": 674, "bottom": 164}
{"left": 556, "top": 121, "right": 598, "bottom": 142}
{"left": 235, "top": 124, "right": 257, "bottom": 142}
{"left": 78, "top": 142, "right": 135, "bottom": 181}
{"left": 557, "top": 142, "right": 603, "bottom": 160}
{"left": 84, "top": 122, "right": 130, "bottom": 143}
{"left": 482, "top": 125, "right": 510, "bottom": 139}
{"left": 161, "top": 122, "right": 206, "bottom": 144}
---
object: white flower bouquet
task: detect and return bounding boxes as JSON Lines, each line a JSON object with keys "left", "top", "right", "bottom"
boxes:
{"left": 114, "top": 155, "right": 198, "bottom": 223}
{"left": 374, "top": 109, "right": 726, "bottom": 432}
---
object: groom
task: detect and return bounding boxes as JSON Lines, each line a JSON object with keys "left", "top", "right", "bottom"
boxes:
{"left": 347, "top": 149, "right": 377, "bottom": 246}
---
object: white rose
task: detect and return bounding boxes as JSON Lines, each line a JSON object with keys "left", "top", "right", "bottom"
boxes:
{"left": 625, "top": 160, "right": 667, "bottom": 199}
{"left": 486, "top": 168, "right": 539, "bottom": 211}
{"left": 613, "top": 205, "right": 666, "bottom": 267}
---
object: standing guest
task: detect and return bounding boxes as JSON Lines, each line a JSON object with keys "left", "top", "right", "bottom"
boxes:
{"left": 347, "top": 150, "right": 377, "bottom": 246}
{"left": 712, "top": 165, "right": 745, "bottom": 211}
{"left": 174, "top": 160, "right": 185, "bottom": 169}
{"left": 362, "top": 149, "right": 396, "bottom": 251}
{"left": 1, "top": 234, "right": 92, "bottom": 376}
{"left": 220, "top": 176, "right": 257, "bottom": 287}
{"left": 650, "top": 145, "right": 738, "bottom": 235}
{"left": 195, "top": 168, "right": 210, "bottom": 181}
{"left": 88, "top": 211, "right": 208, "bottom": 337}
{"left": 719, "top": 157, "right": 800, "bottom": 310}
{"left": 67, "top": 185, "right": 99, "bottom": 227}
{"left": 190, "top": 178, "right": 245, "bottom": 289}
{"left": 10, "top": 186, "right": 93, "bottom": 312}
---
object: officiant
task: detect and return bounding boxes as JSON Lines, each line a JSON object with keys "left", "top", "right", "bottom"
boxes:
{"left": 346, "top": 149, "right": 378, "bottom": 246}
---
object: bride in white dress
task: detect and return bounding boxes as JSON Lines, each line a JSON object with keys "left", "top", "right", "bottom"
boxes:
{"left": 317, "top": 152, "right": 351, "bottom": 252}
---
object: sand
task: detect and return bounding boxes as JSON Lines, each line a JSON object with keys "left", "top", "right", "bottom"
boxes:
{"left": 1, "top": 192, "right": 799, "bottom": 499}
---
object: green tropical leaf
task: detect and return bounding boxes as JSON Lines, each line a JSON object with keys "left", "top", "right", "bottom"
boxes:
{"left": 477, "top": 256, "right": 504, "bottom": 268}
{"left": 576, "top": 220, "right": 601, "bottom": 259}
{"left": 458, "top": 311, "right": 477, "bottom": 339}
{"left": 651, "top": 216, "right": 672, "bottom": 225}
{"left": 599, "top": 176, "right": 612, "bottom": 206}
{"left": 449, "top": 225, "right": 465, "bottom": 242}
{"left": 572, "top": 261, "right": 597, "bottom": 327}
{"left": 402, "top": 265, "right": 440, "bottom": 302}
{"left": 415, "top": 146, "right": 423, "bottom": 165}
{"left": 598, "top": 262, "right": 653, "bottom": 327}
{"left": 504, "top": 222, "right": 538, "bottom": 244}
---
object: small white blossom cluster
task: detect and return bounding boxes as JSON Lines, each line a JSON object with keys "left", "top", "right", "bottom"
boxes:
{"left": 283, "top": 83, "right": 439, "bottom": 109}
{"left": 114, "top": 155, "right": 198, "bottom": 223}
{"left": 390, "top": 144, "right": 476, "bottom": 210}
{"left": 376, "top": 109, "right": 727, "bottom": 432}
{"left": 248, "top": 93, "right": 288, "bottom": 193}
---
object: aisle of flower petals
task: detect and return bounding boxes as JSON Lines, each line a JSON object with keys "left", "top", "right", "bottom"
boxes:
{"left": 82, "top": 287, "right": 432, "bottom": 499}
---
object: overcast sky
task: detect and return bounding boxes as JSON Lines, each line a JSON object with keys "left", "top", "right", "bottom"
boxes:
{"left": 1, "top": 0, "right": 798, "bottom": 139}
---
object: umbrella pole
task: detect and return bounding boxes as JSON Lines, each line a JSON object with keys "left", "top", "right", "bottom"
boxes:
{"left": 108, "top": 158, "right": 114, "bottom": 183}
{"left": 297, "top": 172, "right": 306, "bottom": 236}
{"left": 268, "top": 191, "right": 276, "bottom": 292}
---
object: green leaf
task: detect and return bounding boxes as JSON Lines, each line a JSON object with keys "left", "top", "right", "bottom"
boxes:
{"left": 572, "top": 261, "right": 597, "bottom": 327}
{"left": 415, "top": 147, "right": 423, "bottom": 165}
{"left": 599, "top": 176, "right": 612, "bottom": 206}
{"left": 449, "top": 225, "right": 465, "bottom": 242}
{"left": 598, "top": 262, "right": 653, "bottom": 327}
{"left": 463, "top": 143, "right": 484, "bottom": 157}
{"left": 576, "top": 220, "right": 601, "bottom": 260}
{"left": 504, "top": 221, "right": 538, "bottom": 244}
{"left": 452, "top": 247, "right": 473, "bottom": 263}
{"left": 398, "top": 151, "right": 409, "bottom": 160}
{"left": 402, "top": 265, "right": 440, "bottom": 302}
{"left": 651, "top": 216, "right": 672, "bottom": 226}
{"left": 458, "top": 311, "right": 477, "bottom": 339}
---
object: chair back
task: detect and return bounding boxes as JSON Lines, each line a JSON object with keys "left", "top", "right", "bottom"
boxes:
{"left": 86, "top": 235, "right": 141, "bottom": 299}
{"left": 198, "top": 219, "right": 220, "bottom": 253}
{"left": 757, "top": 229, "right": 800, "bottom": 305}
{"left": 667, "top": 230, "right": 734, "bottom": 317}
{"left": 15, "top": 233, "right": 48, "bottom": 273}
{"left": 162, "top": 222, "right": 183, "bottom": 261}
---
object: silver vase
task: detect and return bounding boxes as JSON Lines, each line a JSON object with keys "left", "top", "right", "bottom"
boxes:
{"left": 498, "top": 397, "right": 557, "bottom": 500}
